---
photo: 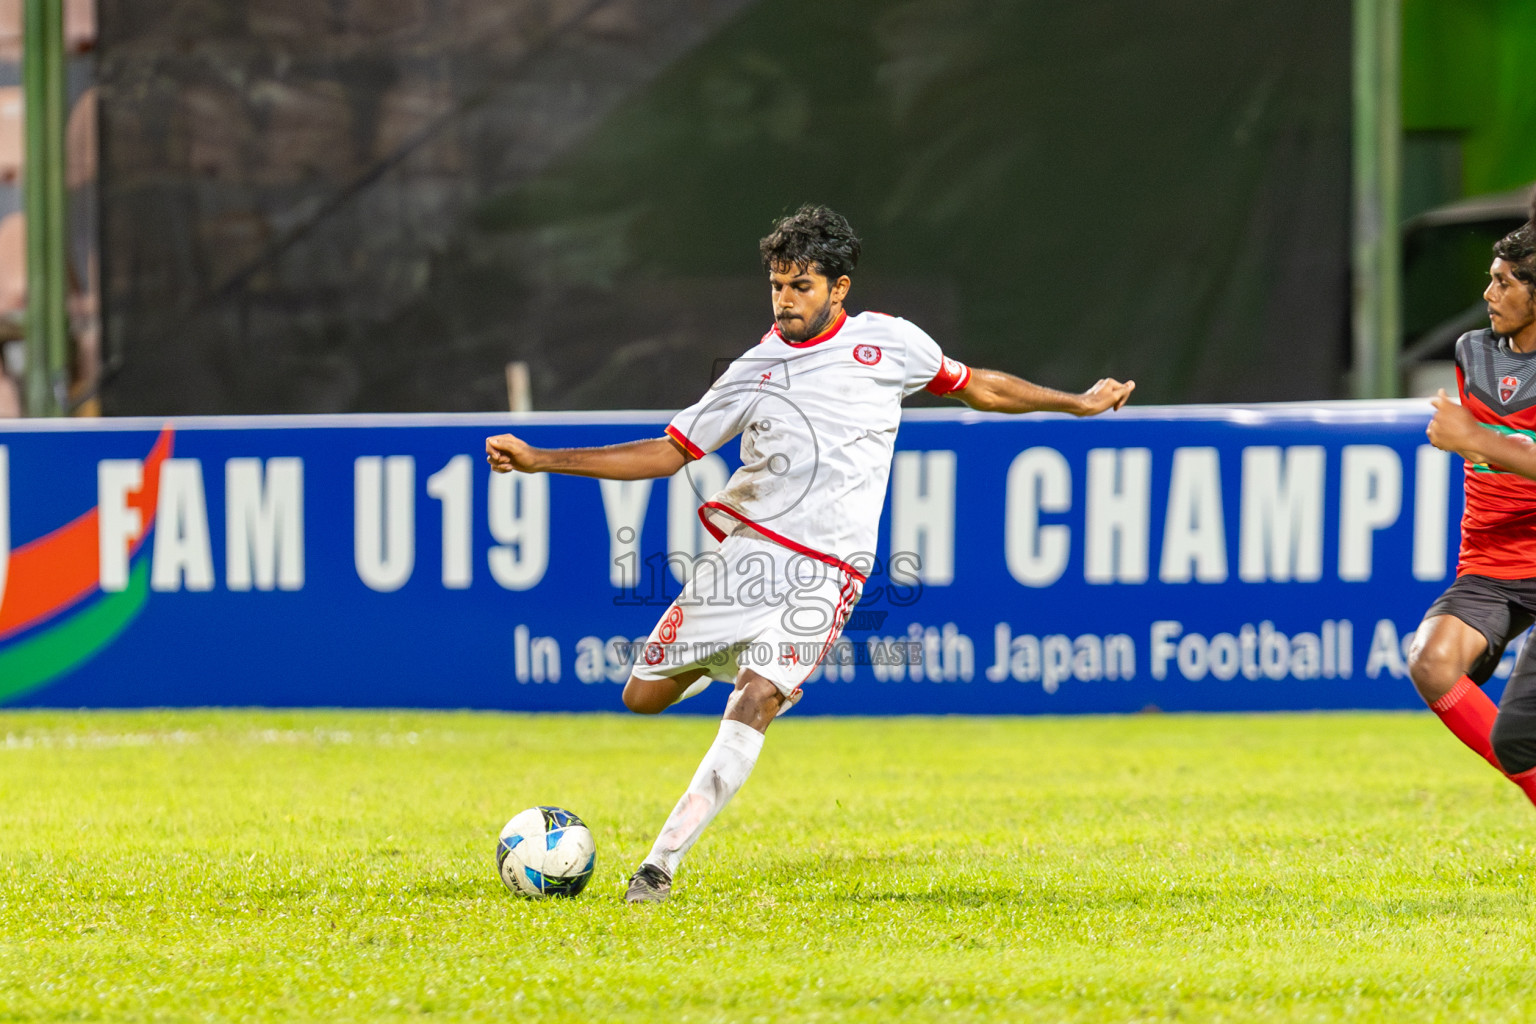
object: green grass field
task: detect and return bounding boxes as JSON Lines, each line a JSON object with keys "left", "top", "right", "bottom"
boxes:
{"left": 2, "top": 709, "right": 1535, "bottom": 1023}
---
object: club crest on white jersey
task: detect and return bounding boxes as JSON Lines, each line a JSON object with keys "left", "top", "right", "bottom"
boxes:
{"left": 665, "top": 310, "right": 968, "bottom": 571}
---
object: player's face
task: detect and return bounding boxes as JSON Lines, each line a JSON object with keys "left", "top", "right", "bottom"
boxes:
{"left": 1484, "top": 258, "right": 1536, "bottom": 341}
{"left": 769, "top": 263, "right": 850, "bottom": 342}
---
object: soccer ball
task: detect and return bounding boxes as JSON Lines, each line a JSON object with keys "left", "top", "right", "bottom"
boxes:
{"left": 496, "top": 806, "right": 597, "bottom": 898}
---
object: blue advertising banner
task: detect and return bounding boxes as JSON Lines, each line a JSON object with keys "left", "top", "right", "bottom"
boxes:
{"left": 0, "top": 402, "right": 1485, "bottom": 714}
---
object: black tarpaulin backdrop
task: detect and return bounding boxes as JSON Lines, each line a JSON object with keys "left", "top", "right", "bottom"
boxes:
{"left": 98, "top": 0, "right": 1350, "bottom": 414}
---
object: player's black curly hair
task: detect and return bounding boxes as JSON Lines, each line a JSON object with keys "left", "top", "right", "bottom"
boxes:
{"left": 759, "top": 204, "right": 861, "bottom": 281}
{"left": 1494, "top": 223, "right": 1536, "bottom": 291}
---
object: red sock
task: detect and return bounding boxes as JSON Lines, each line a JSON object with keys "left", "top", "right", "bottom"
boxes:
{"left": 1511, "top": 766, "right": 1536, "bottom": 807}
{"left": 1431, "top": 677, "right": 1502, "bottom": 769}
{"left": 1431, "top": 677, "right": 1536, "bottom": 807}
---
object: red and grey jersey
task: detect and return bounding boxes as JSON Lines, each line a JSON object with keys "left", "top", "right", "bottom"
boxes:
{"left": 665, "top": 310, "right": 971, "bottom": 577}
{"left": 1454, "top": 328, "right": 1536, "bottom": 578}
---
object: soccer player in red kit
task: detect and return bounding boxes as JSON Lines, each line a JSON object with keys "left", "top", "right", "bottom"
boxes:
{"left": 1415, "top": 220, "right": 1536, "bottom": 803}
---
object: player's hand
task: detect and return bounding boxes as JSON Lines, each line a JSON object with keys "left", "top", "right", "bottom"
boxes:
{"left": 1075, "top": 378, "right": 1135, "bottom": 416}
{"left": 1426, "top": 388, "right": 1502, "bottom": 463}
{"left": 1426, "top": 388, "right": 1471, "bottom": 449}
{"left": 486, "top": 433, "right": 541, "bottom": 473}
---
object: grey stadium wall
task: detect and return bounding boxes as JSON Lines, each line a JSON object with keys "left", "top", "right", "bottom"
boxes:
{"left": 95, "top": 0, "right": 1351, "bottom": 416}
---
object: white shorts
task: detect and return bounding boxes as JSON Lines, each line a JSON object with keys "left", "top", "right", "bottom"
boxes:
{"left": 630, "top": 534, "right": 862, "bottom": 700}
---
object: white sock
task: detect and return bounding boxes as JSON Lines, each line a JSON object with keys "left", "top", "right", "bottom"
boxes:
{"left": 643, "top": 719, "right": 764, "bottom": 877}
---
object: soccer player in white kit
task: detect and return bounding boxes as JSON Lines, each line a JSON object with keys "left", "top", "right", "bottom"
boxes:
{"left": 486, "top": 205, "right": 1134, "bottom": 902}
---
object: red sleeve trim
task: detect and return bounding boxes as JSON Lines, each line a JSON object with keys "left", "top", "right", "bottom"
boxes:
{"left": 697, "top": 502, "right": 869, "bottom": 585}
{"left": 926, "top": 356, "right": 972, "bottom": 396}
{"left": 665, "top": 425, "right": 705, "bottom": 460}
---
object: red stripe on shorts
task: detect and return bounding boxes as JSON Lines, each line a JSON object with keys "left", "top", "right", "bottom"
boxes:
{"left": 696, "top": 501, "right": 869, "bottom": 585}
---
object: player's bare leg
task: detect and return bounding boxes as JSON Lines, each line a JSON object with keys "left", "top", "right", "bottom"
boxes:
{"left": 1408, "top": 614, "right": 1536, "bottom": 804}
{"left": 622, "top": 668, "right": 711, "bottom": 715}
{"left": 1407, "top": 614, "right": 1486, "bottom": 705}
{"left": 626, "top": 670, "right": 786, "bottom": 903}
{"left": 720, "top": 672, "right": 789, "bottom": 732}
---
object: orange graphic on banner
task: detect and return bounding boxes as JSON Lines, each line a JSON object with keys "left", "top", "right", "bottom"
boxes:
{"left": 0, "top": 427, "right": 173, "bottom": 641}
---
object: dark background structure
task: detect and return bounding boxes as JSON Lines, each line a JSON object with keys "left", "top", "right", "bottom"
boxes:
{"left": 97, "top": 0, "right": 1353, "bottom": 415}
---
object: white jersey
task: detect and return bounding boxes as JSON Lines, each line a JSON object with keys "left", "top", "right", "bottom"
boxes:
{"left": 665, "top": 310, "right": 970, "bottom": 580}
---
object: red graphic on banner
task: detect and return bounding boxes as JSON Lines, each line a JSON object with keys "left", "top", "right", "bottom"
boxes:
{"left": 0, "top": 426, "right": 174, "bottom": 641}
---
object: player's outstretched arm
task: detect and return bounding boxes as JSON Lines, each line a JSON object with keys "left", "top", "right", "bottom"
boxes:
{"left": 486, "top": 433, "right": 690, "bottom": 479}
{"left": 952, "top": 368, "right": 1135, "bottom": 416}
{"left": 1428, "top": 388, "right": 1536, "bottom": 479}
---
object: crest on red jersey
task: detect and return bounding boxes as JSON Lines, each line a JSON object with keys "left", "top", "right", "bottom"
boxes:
{"left": 853, "top": 344, "right": 882, "bottom": 366}
{"left": 1501, "top": 375, "right": 1521, "bottom": 403}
